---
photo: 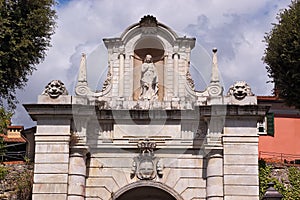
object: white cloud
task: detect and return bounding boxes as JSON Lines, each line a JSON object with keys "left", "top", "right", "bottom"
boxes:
{"left": 12, "top": 0, "right": 291, "bottom": 127}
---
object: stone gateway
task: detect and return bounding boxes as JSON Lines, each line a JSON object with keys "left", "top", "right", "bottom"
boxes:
{"left": 25, "top": 15, "right": 268, "bottom": 200}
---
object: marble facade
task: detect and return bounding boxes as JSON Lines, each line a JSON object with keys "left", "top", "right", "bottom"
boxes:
{"left": 24, "top": 15, "right": 268, "bottom": 200}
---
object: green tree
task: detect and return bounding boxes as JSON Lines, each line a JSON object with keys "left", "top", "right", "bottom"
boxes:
{"left": 263, "top": 0, "right": 300, "bottom": 108}
{"left": 0, "top": 0, "right": 56, "bottom": 109}
{"left": 0, "top": 107, "right": 12, "bottom": 162}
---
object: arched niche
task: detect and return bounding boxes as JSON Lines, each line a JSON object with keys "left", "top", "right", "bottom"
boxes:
{"left": 132, "top": 37, "right": 165, "bottom": 101}
{"left": 111, "top": 181, "right": 183, "bottom": 200}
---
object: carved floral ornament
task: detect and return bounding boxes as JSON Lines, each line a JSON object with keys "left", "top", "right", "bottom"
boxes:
{"left": 131, "top": 139, "right": 163, "bottom": 180}
{"left": 139, "top": 15, "right": 158, "bottom": 27}
{"left": 42, "top": 80, "right": 68, "bottom": 98}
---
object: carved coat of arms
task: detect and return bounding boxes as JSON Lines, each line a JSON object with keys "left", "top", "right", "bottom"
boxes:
{"left": 131, "top": 140, "right": 163, "bottom": 180}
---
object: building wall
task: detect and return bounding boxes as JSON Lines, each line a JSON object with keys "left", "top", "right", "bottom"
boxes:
{"left": 259, "top": 117, "right": 300, "bottom": 158}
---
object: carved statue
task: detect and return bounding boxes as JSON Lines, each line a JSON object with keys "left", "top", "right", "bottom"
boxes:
{"left": 139, "top": 54, "right": 158, "bottom": 100}
{"left": 228, "top": 81, "right": 253, "bottom": 100}
{"left": 42, "top": 80, "right": 68, "bottom": 98}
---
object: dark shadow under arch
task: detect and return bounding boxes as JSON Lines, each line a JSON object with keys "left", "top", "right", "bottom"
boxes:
{"left": 111, "top": 181, "right": 183, "bottom": 200}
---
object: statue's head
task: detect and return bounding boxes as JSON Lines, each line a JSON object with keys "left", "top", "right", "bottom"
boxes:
{"left": 144, "top": 54, "right": 153, "bottom": 63}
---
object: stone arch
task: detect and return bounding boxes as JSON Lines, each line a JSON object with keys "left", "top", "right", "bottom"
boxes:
{"left": 111, "top": 181, "right": 184, "bottom": 200}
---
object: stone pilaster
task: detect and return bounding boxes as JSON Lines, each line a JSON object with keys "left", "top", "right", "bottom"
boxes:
{"left": 173, "top": 53, "right": 179, "bottom": 98}
{"left": 223, "top": 119, "right": 260, "bottom": 200}
{"left": 32, "top": 118, "right": 71, "bottom": 200}
{"left": 68, "top": 148, "right": 89, "bottom": 200}
{"left": 118, "top": 53, "right": 125, "bottom": 98}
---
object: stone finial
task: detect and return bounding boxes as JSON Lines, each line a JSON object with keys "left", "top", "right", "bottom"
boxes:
{"left": 211, "top": 48, "right": 219, "bottom": 83}
{"left": 42, "top": 80, "right": 68, "bottom": 98}
{"left": 75, "top": 53, "right": 90, "bottom": 96}
{"left": 78, "top": 53, "right": 87, "bottom": 83}
{"left": 227, "top": 81, "right": 254, "bottom": 100}
{"left": 207, "top": 48, "right": 223, "bottom": 97}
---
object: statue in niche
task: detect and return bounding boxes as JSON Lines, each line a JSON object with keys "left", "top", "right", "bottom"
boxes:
{"left": 139, "top": 54, "right": 158, "bottom": 101}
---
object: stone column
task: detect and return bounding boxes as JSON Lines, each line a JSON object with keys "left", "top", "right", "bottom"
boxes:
{"left": 163, "top": 54, "right": 169, "bottom": 101}
{"left": 173, "top": 53, "right": 179, "bottom": 98}
{"left": 68, "top": 148, "right": 88, "bottom": 200}
{"left": 118, "top": 53, "right": 125, "bottom": 98}
{"left": 206, "top": 150, "right": 224, "bottom": 200}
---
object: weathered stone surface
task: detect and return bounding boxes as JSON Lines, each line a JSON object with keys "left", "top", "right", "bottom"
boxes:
{"left": 224, "top": 165, "right": 258, "bottom": 175}
{"left": 181, "top": 188, "right": 207, "bottom": 200}
{"left": 35, "top": 153, "right": 69, "bottom": 163}
{"left": 86, "top": 177, "right": 119, "bottom": 191}
{"left": 38, "top": 95, "right": 71, "bottom": 104}
{"left": 32, "top": 183, "right": 68, "bottom": 193}
{"left": 224, "top": 175, "right": 258, "bottom": 185}
{"left": 35, "top": 143, "right": 69, "bottom": 153}
{"left": 34, "top": 174, "right": 68, "bottom": 183}
{"left": 224, "top": 143, "right": 258, "bottom": 155}
{"left": 35, "top": 135, "right": 70, "bottom": 142}
{"left": 224, "top": 185, "right": 259, "bottom": 196}
{"left": 174, "top": 178, "right": 206, "bottom": 194}
{"left": 85, "top": 187, "right": 110, "bottom": 200}
{"left": 34, "top": 163, "right": 69, "bottom": 173}
{"left": 224, "top": 154, "right": 258, "bottom": 165}
{"left": 32, "top": 194, "right": 67, "bottom": 200}
{"left": 224, "top": 196, "right": 258, "bottom": 200}
{"left": 37, "top": 125, "right": 70, "bottom": 134}
{"left": 68, "top": 175, "right": 86, "bottom": 196}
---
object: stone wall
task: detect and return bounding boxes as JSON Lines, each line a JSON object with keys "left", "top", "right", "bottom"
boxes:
{"left": 0, "top": 163, "right": 33, "bottom": 200}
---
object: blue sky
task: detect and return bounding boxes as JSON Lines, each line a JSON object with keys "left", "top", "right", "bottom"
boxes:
{"left": 12, "top": 0, "right": 291, "bottom": 127}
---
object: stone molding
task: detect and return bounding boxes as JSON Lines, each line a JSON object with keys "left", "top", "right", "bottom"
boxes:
{"left": 111, "top": 181, "right": 184, "bottom": 200}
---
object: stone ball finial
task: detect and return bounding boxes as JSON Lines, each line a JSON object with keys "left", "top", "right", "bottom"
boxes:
{"left": 212, "top": 48, "right": 217, "bottom": 53}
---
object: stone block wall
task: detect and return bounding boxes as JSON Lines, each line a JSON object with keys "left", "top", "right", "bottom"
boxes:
{"left": 32, "top": 119, "right": 71, "bottom": 200}
{"left": 85, "top": 150, "right": 207, "bottom": 200}
{"left": 223, "top": 119, "right": 259, "bottom": 200}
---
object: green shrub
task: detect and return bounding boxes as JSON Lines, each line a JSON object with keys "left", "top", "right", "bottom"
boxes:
{"left": 15, "top": 169, "right": 33, "bottom": 200}
{"left": 259, "top": 159, "right": 300, "bottom": 200}
{"left": 0, "top": 165, "right": 8, "bottom": 180}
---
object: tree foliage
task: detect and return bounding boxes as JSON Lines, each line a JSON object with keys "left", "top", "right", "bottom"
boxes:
{"left": 263, "top": 0, "right": 300, "bottom": 108}
{"left": 0, "top": 0, "right": 56, "bottom": 109}
{"left": 0, "top": 107, "right": 12, "bottom": 134}
{"left": 0, "top": 107, "right": 11, "bottom": 162}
